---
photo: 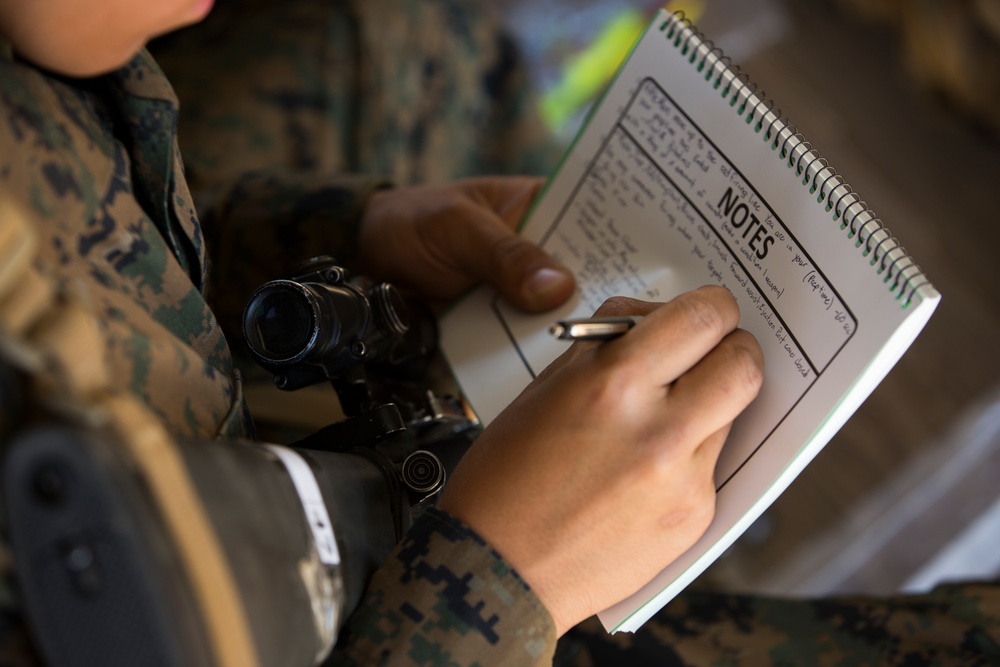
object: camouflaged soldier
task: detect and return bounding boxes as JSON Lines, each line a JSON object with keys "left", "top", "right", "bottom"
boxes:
{"left": 4, "top": 1, "right": 992, "bottom": 666}
{"left": 0, "top": 0, "right": 760, "bottom": 663}
{"left": 0, "top": 0, "right": 578, "bottom": 663}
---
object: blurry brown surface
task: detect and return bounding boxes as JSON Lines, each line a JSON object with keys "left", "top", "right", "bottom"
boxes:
{"left": 693, "top": 0, "right": 1000, "bottom": 593}
{"left": 836, "top": 0, "right": 1000, "bottom": 140}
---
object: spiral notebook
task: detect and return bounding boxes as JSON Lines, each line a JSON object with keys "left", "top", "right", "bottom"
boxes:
{"left": 440, "top": 9, "right": 939, "bottom": 632}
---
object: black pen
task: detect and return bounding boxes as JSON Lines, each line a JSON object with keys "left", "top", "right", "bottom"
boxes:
{"left": 549, "top": 316, "right": 642, "bottom": 341}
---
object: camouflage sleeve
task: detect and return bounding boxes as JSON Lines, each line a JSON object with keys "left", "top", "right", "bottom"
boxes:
{"left": 192, "top": 171, "right": 387, "bottom": 342}
{"left": 330, "top": 508, "right": 557, "bottom": 667}
{"left": 559, "top": 583, "right": 1000, "bottom": 665}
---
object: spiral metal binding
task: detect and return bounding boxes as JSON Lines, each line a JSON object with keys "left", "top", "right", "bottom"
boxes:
{"left": 661, "top": 12, "right": 929, "bottom": 306}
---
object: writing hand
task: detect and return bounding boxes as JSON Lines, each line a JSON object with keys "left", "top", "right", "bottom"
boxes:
{"left": 358, "top": 177, "right": 575, "bottom": 312}
{"left": 438, "top": 286, "right": 764, "bottom": 635}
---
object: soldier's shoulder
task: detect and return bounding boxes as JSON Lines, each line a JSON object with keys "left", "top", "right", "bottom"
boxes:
{"left": 0, "top": 55, "right": 115, "bottom": 225}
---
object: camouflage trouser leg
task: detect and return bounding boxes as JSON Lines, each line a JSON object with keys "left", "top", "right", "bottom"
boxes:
{"left": 556, "top": 582, "right": 1000, "bottom": 666}
{"left": 152, "top": 0, "right": 561, "bottom": 190}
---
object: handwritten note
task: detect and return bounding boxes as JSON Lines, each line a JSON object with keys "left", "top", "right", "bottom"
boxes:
{"left": 498, "top": 78, "right": 859, "bottom": 486}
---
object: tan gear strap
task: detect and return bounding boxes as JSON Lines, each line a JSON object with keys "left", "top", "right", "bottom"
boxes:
{"left": 0, "top": 202, "right": 261, "bottom": 667}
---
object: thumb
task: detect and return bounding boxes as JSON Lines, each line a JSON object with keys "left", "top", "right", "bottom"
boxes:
{"left": 455, "top": 214, "right": 575, "bottom": 312}
{"left": 494, "top": 235, "right": 576, "bottom": 312}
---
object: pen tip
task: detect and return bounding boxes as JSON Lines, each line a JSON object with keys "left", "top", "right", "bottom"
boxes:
{"left": 549, "top": 324, "right": 565, "bottom": 338}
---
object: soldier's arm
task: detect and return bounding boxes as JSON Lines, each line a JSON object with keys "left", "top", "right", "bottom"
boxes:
{"left": 330, "top": 508, "right": 557, "bottom": 667}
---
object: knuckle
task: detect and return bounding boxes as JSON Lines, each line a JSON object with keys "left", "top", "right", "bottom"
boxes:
{"left": 678, "top": 291, "right": 728, "bottom": 337}
{"left": 587, "top": 359, "right": 644, "bottom": 412}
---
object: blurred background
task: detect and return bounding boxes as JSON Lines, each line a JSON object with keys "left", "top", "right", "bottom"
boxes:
{"left": 492, "top": 0, "right": 1000, "bottom": 597}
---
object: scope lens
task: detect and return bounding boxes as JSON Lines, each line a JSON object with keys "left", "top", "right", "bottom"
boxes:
{"left": 247, "top": 287, "right": 315, "bottom": 360}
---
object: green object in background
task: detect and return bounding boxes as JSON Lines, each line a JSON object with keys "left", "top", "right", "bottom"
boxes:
{"left": 538, "top": 1, "right": 708, "bottom": 134}
{"left": 539, "top": 9, "right": 647, "bottom": 132}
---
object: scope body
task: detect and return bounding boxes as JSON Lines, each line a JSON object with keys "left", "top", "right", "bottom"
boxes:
{"left": 243, "top": 258, "right": 410, "bottom": 392}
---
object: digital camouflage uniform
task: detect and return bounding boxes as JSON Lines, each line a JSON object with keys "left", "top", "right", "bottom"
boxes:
{"left": 1, "top": 0, "right": 999, "bottom": 665}
{"left": 0, "top": 0, "right": 555, "bottom": 663}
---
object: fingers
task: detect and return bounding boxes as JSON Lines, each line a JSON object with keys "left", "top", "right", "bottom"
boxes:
{"left": 358, "top": 177, "right": 575, "bottom": 310}
{"left": 596, "top": 286, "right": 742, "bottom": 384}
{"left": 470, "top": 176, "right": 544, "bottom": 233}
{"left": 590, "top": 295, "right": 663, "bottom": 318}
{"left": 493, "top": 235, "right": 576, "bottom": 311}
{"left": 449, "top": 196, "right": 575, "bottom": 312}
{"left": 537, "top": 296, "right": 662, "bottom": 376}
{"left": 560, "top": 288, "right": 761, "bottom": 456}
{"left": 661, "top": 327, "right": 764, "bottom": 448}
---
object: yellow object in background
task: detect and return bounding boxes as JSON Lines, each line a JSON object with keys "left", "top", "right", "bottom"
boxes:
{"left": 669, "top": 0, "right": 707, "bottom": 22}
{"left": 540, "top": 0, "right": 707, "bottom": 133}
